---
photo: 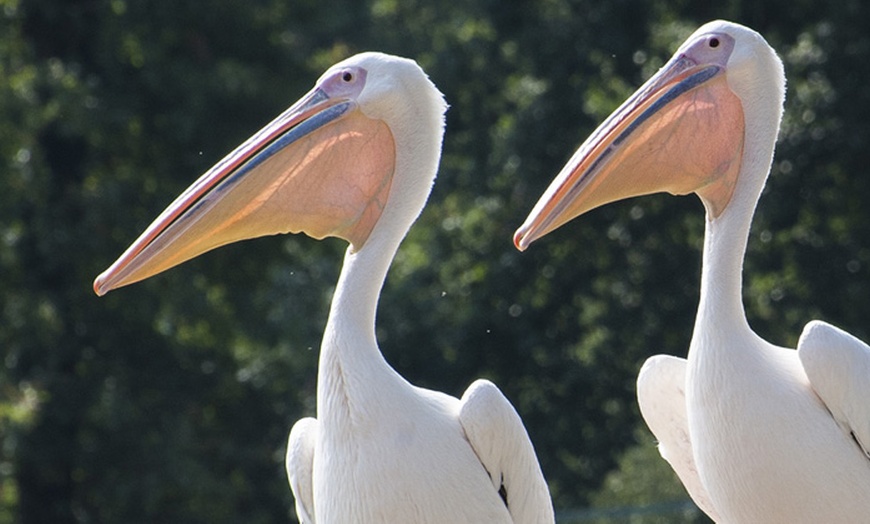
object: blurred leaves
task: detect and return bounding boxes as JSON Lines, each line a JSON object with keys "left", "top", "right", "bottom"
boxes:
{"left": 1, "top": 1, "right": 869, "bottom": 523}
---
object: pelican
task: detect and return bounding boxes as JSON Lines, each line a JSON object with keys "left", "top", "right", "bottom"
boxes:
{"left": 94, "top": 53, "right": 554, "bottom": 523}
{"left": 514, "top": 20, "right": 870, "bottom": 522}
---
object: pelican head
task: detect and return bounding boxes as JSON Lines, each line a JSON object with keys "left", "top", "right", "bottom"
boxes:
{"left": 94, "top": 52, "right": 446, "bottom": 296}
{"left": 514, "top": 20, "right": 785, "bottom": 250}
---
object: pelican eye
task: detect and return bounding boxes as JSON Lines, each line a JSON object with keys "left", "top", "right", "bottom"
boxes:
{"left": 342, "top": 71, "right": 354, "bottom": 82}
{"left": 709, "top": 37, "right": 720, "bottom": 48}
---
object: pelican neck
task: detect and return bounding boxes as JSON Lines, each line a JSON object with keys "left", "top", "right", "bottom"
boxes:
{"left": 321, "top": 227, "right": 402, "bottom": 367}
{"left": 695, "top": 206, "right": 753, "bottom": 336}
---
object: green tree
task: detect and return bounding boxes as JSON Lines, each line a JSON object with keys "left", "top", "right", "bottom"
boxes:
{"left": 2, "top": 1, "right": 869, "bottom": 522}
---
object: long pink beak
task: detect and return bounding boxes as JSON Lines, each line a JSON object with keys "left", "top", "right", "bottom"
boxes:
{"left": 514, "top": 31, "right": 745, "bottom": 251}
{"left": 95, "top": 76, "right": 396, "bottom": 295}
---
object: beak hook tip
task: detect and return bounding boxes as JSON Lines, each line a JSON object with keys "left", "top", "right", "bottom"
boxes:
{"left": 93, "top": 275, "right": 110, "bottom": 297}
{"left": 513, "top": 228, "right": 531, "bottom": 252}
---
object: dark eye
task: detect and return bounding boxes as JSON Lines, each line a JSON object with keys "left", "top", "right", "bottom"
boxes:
{"left": 342, "top": 71, "right": 354, "bottom": 82}
{"left": 709, "top": 37, "right": 720, "bottom": 48}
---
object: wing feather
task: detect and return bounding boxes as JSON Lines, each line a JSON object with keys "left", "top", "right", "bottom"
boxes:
{"left": 637, "top": 355, "right": 721, "bottom": 521}
{"left": 798, "top": 320, "right": 870, "bottom": 458}
{"left": 458, "top": 379, "right": 555, "bottom": 524}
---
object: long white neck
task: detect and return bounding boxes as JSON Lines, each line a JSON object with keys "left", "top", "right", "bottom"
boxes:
{"left": 320, "top": 223, "right": 403, "bottom": 374}
{"left": 314, "top": 68, "right": 446, "bottom": 423}
{"left": 694, "top": 200, "right": 756, "bottom": 350}
{"left": 692, "top": 36, "right": 785, "bottom": 359}
{"left": 314, "top": 202, "right": 418, "bottom": 429}
{"left": 692, "top": 140, "right": 777, "bottom": 363}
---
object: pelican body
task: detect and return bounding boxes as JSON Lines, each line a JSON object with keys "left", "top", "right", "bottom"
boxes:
{"left": 95, "top": 53, "right": 554, "bottom": 523}
{"left": 515, "top": 21, "right": 870, "bottom": 522}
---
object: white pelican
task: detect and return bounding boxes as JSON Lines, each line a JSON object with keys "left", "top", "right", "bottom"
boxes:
{"left": 513, "top": 20, "right": 870, "bottom": 523}
{"left": 93, "top": 53, "right": 554, "bottom": 523}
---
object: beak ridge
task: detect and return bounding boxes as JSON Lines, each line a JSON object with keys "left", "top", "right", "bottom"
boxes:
{"left": 514, "top": 49, "right": 744, "bottom": 250}
{"left": 94, "top": 87, "right": 397, "bottom": 295}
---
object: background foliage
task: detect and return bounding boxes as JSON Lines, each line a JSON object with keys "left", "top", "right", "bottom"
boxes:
{"left": 2, "top": 0, "right": 869, "bottom": 522}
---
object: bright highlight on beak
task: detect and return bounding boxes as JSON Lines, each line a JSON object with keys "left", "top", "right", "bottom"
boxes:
{"left": 514, "top": 32, "right": 745, "bottom": 251}
{"left": 95, "top": 67, "right": 396, "bottom": 296}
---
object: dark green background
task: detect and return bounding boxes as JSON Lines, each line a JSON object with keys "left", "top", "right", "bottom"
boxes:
{"left": 2, "top": 1, "right": 868, "bottom": 522}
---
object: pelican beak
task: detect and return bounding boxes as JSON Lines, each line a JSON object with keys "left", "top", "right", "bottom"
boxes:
{"left": 95, "top": 72, "right": 396, "bottom": 295}
{"left": 514, "top": 32, "right": 745, "bottom": 251}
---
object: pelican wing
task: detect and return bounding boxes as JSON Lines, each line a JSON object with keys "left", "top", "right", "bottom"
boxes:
{"left": 286, "top": 417, "right": 318, "bottom": 524}
{"left": 637, "top": 355, "right": 721, "bottom": 521}
{"left": 458, "top": 379, "right": 555, "bottom": 524}
{"left": 798, "top": 320, "right": 870, "bottom": 458}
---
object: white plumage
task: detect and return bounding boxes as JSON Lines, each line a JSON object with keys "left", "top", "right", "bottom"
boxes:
{"left": 95, "top": 52, "right": 554, "bottom": 524}
{"left": 515, "top": 20, "right": 870, "bottom": 522}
